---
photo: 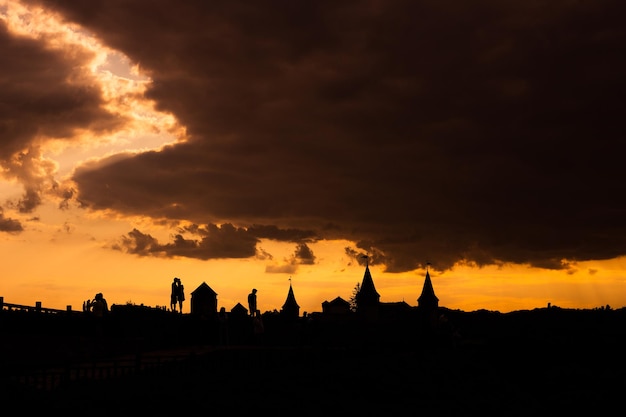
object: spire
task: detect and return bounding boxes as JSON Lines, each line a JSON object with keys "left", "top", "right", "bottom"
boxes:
{"left": 281, "top": 277, "right": 300, "bottom": 318}
{"left": 357, "top": 255, "right": 379, "bottom": 297}
{"left": 417, "top": 268, "right": 439, "bottom": 311}
{"left": 356, "top": 260, "right": 380, "bottom": 320}
{"left": 359, "top": 264, "right": 380, "bottom": 299}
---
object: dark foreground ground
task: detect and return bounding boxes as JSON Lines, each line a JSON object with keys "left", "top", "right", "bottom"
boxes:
{"left": 2, "top": 306, "right": 626, "bottom": 416}
{"left": 7, "top": 341, "right": 625, "bottom": 416}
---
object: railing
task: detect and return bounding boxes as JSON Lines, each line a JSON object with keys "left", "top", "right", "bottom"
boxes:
{"left": 5, "top": 351, "right": 203, "bottom": 392}
{"left": 3, "top": 346, "right": 348, "bottom": 392}
{"left": 0, "top": 297, "right": 76, "bottom": 315}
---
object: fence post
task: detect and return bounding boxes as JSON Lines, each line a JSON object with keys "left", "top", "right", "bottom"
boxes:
{"left": 66, "top": 305, "right": 72, "bottom": 313}
{"left": 0, "top": 296, "right": 3, "bottom": 310}
{"left": 36, "top": 301, "right": 42, "bottom": 313}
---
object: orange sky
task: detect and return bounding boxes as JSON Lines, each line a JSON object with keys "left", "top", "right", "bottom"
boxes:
{"left": 2, "top": 223, "right": 624, "bottom": 314}
{"left": 1, "top": 0, "right": 625, "bottom": 314}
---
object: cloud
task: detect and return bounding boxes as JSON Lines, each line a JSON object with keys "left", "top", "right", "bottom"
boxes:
{"left": 115, "top": 223, "right": 318, "bottom": 271}
{"left": 0, "top": 17, "right": 125, "bottom": 214}
{"left": 293, "top": 242, "right": 316, "bottom": 265}
{"left": 265, "top": 263, "right": 298, "bottom": 275}
{"left": 115, "top": 223, "right": 258, "bottom": 259}
{"left": 21, "top": 0, "right": 626, "bottom": 272}
{"left": 0, "top": 208, "right": 23, "bottom": 233}
{"left": 247, "top": 225, "right": 318, "bottom": 243}
{"left": 264, "top": 242, "right": 317, "bottom": 274}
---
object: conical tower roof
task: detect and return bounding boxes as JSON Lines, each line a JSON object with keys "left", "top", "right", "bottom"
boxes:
{"left": 282, "top": 281, "right": 300, "bottom": 310}
{"left": 356, "top": 263, "right": 380, "bottom": 320}
{"left": 359, "top": 265, "right": 380, "bottom": 299}
{"left": 417, "top": 270, "right": 439, "bottom": 310}
{"left": 281, "top": 280, "right": 300, "bottom": 318}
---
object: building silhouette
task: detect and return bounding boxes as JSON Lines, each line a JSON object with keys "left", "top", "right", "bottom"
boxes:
{"left": 281, "top": 280, "right": 300, "bottom": 319}
{"left": 379, "top": 300, "right": 412, "bottom": 320}
{"left": 355, "top": 263, "right": 380, "bottom": 321}
{"left": 417, "top": 269, "right": 439, "bottom": 313}
{"left": 190, "top": 282, "right": 217, "bottom": 318}
{"left": 230, "top": 302, "right": 248, "bottom": 317}
{"left": 322, "top": 296, "right": 351, "bottom": 316}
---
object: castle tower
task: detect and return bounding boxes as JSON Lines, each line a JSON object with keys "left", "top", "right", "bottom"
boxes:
{"left": 417, "top": 269, "right": 439, "bottom": 313}
{"left": 281, "top": 278, "right": 300, "bottom": 319}
{"left": 356, "top": 259, "right": 380, "bottom": 321}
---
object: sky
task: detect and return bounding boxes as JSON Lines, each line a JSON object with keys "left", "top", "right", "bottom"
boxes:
{"left": 1, "top": 0, "right": 625, "bottom": 314}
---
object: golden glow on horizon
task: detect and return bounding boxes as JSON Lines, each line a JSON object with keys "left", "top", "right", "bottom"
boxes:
{"left": 2, "top": 214, "right": 625, "bottom": 315}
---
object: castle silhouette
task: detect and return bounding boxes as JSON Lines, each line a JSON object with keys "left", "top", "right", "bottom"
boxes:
{"left": 188, "top": 262, "right": 440, "bottom": 324}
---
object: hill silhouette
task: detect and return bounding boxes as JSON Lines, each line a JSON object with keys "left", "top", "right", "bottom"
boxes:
{"left": 2, "top": 304, "right": 625, "bottom": 415}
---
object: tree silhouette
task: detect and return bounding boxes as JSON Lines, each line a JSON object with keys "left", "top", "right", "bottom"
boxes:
{"left": 349, "top": 282, "right": 360, "bottom": 312}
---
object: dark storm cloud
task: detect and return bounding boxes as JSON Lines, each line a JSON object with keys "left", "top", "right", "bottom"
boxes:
{"left": 117, "top": 222, "right": 317, "bottom": 261}
{"left": 29, "top": 0, "right": 626, "bottom": 271}
{"left": 115, "top": 223, "right": 258, "bottom": 259}
{"left": 247, "top": 225, "right": 318, "bottom": 243}
{"left": 0, "top": 208, "right": 23, "bottom": 233}
{"left": 0, "top": 20, "right": 125, "bottom": 213}
{"left": 264, "top": 242, "right": 317, "bottom": 274}
{"left": 293, "top": 242, "right": 316, "bottom": 265}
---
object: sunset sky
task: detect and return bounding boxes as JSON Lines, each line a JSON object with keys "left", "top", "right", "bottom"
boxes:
{"left": 1, "top": 0, "right": 625, "bottom": 314}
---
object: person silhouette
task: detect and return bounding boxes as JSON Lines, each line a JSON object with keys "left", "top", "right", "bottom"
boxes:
{"left": 90, "top": 292, "right": 109, "bottom": 350}
{"left": 177, "top": 279, "right": 185, "bottom": 312}
{"left": 171, "top": 277, "right": 185, "bottom": 313}
{"left": 248, "top": 288, "right": 257, "bottom": 317}
{"left": 91, "top": 293, "right": 108, "bottom": 318}
{"left": 170, "top": 278, "right": 178, "bottom": 312}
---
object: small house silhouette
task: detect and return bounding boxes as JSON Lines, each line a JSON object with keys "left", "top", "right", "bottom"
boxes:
{"left": 322, "top": 296, "right": 351, "bottom": 315}
{"left": 230, "top": 302, "right": 248, "bottom": 317}
{"left": 190, "top": 282, "right": 217, "bottom": 318}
